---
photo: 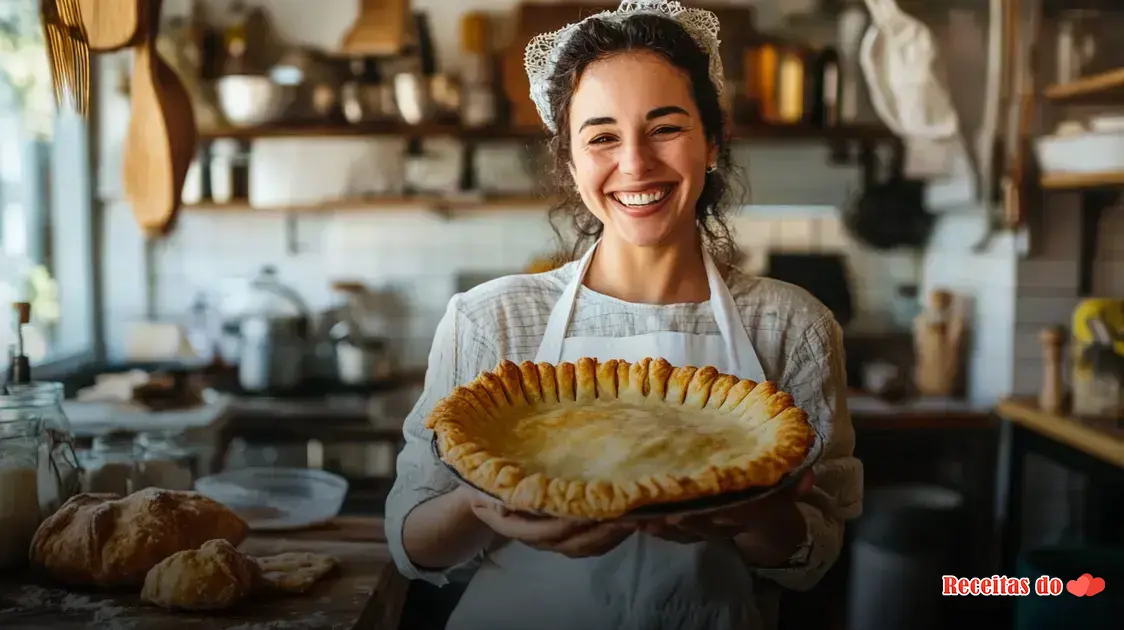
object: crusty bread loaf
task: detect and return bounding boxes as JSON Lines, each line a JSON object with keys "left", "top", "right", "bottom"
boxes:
{"left": 29, "top": 488, "right": 248, "bottom": 587}
{"left": 142, "top": 539, "right": 261, "bottom": 611}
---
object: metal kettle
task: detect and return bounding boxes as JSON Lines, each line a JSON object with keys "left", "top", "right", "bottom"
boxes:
{"left": 233, "top": 266, "right": 312, "bottom": 393}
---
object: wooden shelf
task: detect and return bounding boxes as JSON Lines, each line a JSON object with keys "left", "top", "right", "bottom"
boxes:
{"left": 1040, "top": 171, "right": 1124, "bottom": 189}
{"left": 184, "top": 194, "right": 557, "bottom": 214}
{"left": 734, "top": 123, "right": 896, "bottom": 142}
{"left": 1044, "top": 67, "right": 1124, "bottom": 104}
{"left": 198, "top": 122, "right": 545, "bottom": 141}
{"left": 198, "top": 121, "right": 897, "bottom": 143}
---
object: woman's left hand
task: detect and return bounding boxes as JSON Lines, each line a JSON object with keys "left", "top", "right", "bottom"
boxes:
{"left": 640, "top": 470, "right": 815, "bottom": 543}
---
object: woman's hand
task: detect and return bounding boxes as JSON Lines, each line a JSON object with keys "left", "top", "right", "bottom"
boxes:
{"left": 467, "top": 492, "right": 636, "bottom": 559}
{"left": 639, "top": 470, "right": 815, "bottom": 565}
{"left": 637, "top": 520, "right": 706, "bottom": 544}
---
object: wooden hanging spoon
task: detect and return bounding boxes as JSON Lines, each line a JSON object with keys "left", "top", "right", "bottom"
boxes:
{"left": 77, "top": 0, "right": 143, "bottom": 52}
{"left": 121, "top": 0, "right": 197, "bottom": 237}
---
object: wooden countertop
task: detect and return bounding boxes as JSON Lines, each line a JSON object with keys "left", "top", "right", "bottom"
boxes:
{"left": 253, "top": 515, "right": 390, "bottom": 544}
{"left": 0, "top": 516, "right": 408, "bottom": 630}
{"left": 995, "top": 397, "right": 1124, "bottom": 469}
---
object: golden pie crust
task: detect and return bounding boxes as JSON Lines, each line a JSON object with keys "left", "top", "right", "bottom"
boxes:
{"left": 426, "top": 357, "right": 815, "bottom": 520}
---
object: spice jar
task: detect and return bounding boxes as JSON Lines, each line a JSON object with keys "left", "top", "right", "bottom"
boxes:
{"left": 4, "top": 382, "right": 82, "bottom": 518}
{"left": 78, "top": 431, "right": 142, "bottom": 496}
{"left": 0, "top": 416, "right": 41, "bottom": 570}
{"left": 136, "top": 431, "right": 197, "bottom": 491}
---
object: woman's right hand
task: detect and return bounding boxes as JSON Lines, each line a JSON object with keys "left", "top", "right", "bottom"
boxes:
{"left": 464, "top": 491, "right": 636, "bottom": 559}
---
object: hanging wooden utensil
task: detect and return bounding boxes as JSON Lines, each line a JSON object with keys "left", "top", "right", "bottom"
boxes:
{"left": 121, "top": 0, "right": 197, "bottom": 237}
{"left": 40, "top": 0, "right": 91, "bottom": 116}
{"left": 341, "top": 0, "right": 414, "bottom": 56}
{"left": 76, "top": 0, "right": 144, "bottom": 51}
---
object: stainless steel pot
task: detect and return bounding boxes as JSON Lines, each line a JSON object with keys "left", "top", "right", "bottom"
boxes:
{"left": 239, "top": 315, "right": 309, "bottom": 392}
{"left": 331, "top": 323, "right": 395, "bottom": 386}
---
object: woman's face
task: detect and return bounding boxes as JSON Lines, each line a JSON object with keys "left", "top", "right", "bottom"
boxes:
{"left": 568, "top": 50, "right": 717, "bottom": 250}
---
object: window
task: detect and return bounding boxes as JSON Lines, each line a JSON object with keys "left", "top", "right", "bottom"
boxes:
{"left": 0, "top": 0, "right": 96, "bottom": 375}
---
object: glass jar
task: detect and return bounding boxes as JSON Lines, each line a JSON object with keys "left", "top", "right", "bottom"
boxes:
{"left": 4, "top": 382, "right": 82, "bottom": 517}
{"left": 78, "top": 431, "right": 142, "bottom": 496}
{"left": 0, "top": 416, "right": 42, "bottom": 570}
{"left": 136, "top": 431, "right": 197, "bottom": 491}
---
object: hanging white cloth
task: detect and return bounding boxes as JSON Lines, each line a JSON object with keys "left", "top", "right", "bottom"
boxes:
{"left": 859, "top": 0, "right": 974, "bottom": 192}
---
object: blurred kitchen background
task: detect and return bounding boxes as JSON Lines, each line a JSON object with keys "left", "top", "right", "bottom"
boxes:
{"left": 1, "top": 0, "right": 1122, "bottom": 628}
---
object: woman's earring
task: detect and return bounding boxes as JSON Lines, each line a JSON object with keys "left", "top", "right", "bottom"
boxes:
{"left": 706, "top": 164, "right": 717, "bottom": 173}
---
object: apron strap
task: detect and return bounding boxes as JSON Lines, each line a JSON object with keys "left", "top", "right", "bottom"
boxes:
{"left": 701, "top": 248, "right": 762, "bottom": 378}
{"left": 536, "top": 240, "right": 600, "bottom": 364}
{"left": 535, "top": 239, "right": 765, "bottom": 381}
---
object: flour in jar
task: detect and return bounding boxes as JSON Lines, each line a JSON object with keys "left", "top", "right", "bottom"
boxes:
{"left": 0, "top": 466, "right": 40, "bottom": 570}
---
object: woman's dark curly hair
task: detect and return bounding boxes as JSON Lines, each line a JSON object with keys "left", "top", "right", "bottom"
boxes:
{"left": 541, "top": 12, "right": 745, "bottom": 269}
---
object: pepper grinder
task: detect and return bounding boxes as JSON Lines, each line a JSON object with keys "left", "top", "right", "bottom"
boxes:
{"left": 1039, "top": 326, "right": 1065, "bottom": 413}
{"left": 6, "top": 302, "right": 31, "bottom": 385}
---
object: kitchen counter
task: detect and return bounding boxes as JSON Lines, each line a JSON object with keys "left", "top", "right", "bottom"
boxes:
{"left": 994, "top": 398, "right": 1124, "bottom": 583}
{"left": 64, "top": 398, "right": 235, "bottom": 439}
{"left": 223, "top": 387, "right": 419, "bottom": 436}
{"left": 212, "top": 387, "right": 423, "bottom": 517}
{"left": 995, "top": 397, "right": 1124, "bottom": 468}
{"left": 0, "top": 516, "right": 408, "bottom": 629}
{"left": 847, "top": 392, "right": 996, "bottom": 430}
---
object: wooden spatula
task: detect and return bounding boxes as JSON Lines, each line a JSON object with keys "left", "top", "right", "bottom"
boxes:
{"left": 76, "top": 0, "right": 144, "bottom": 51}
{"left": 121, "top": 0, "right": 197, "bottom": 237}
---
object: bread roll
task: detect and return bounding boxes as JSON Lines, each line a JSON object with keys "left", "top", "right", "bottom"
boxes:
{"left": 142, "top": 539, "right": 260, "bottom": 611}
{"left": 256, "top": 551, "right": 339, "bottom": 594}
{"left": 29, "top": 488, "right": 248, "bottom": 587}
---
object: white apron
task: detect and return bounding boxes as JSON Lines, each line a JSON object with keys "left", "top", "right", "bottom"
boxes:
{"left": 447, "top": 240, "right": 771, "bottom": 630}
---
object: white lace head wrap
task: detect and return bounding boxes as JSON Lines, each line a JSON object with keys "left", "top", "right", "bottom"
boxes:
{"left": 523, "top": 0, "right": 724, "bottom": 133}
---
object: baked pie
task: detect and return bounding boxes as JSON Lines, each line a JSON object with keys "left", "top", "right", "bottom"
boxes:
{"left": 427, "top": 357, "right": 815, "bottom": 520}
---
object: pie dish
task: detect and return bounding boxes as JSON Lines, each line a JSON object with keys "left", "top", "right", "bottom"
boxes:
{"left": 426, "top": 357, "right": 816, "bottom": 520}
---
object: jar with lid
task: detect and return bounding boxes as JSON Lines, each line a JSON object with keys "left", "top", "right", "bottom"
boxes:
{"left": 78, "top": 431, "right": 142, "bottom": 496}
{"left": 136, "top": 431, "right": 197, "bottom": 491}
{"left": 0, "top": 415, "right": 41, "bottom": 570}
{"left": 4, "top": 381, "right": 82, "bottom": 518}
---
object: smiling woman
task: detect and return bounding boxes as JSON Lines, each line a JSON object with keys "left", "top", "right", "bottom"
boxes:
{"left": 542, "top": 11, "right": 741, "bottom": 275}
{"left": 384, "top": 3, "right": 863, "bottom": 629}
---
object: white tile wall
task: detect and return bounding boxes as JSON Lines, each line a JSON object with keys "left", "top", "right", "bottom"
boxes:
{"left": 100, "top": 192, "right": 925, "bottom": 367}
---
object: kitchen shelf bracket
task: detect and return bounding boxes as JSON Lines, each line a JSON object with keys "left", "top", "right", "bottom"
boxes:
{"left": 285, "top": 213, "right": 300, "bottom": 255}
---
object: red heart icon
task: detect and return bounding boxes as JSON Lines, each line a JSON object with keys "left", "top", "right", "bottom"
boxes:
{"left": 1067, "top": 574, "right": 1092, "bottom": 597}
{"left": 1086, "top": 576, "right": 1106, "bottom": 597}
